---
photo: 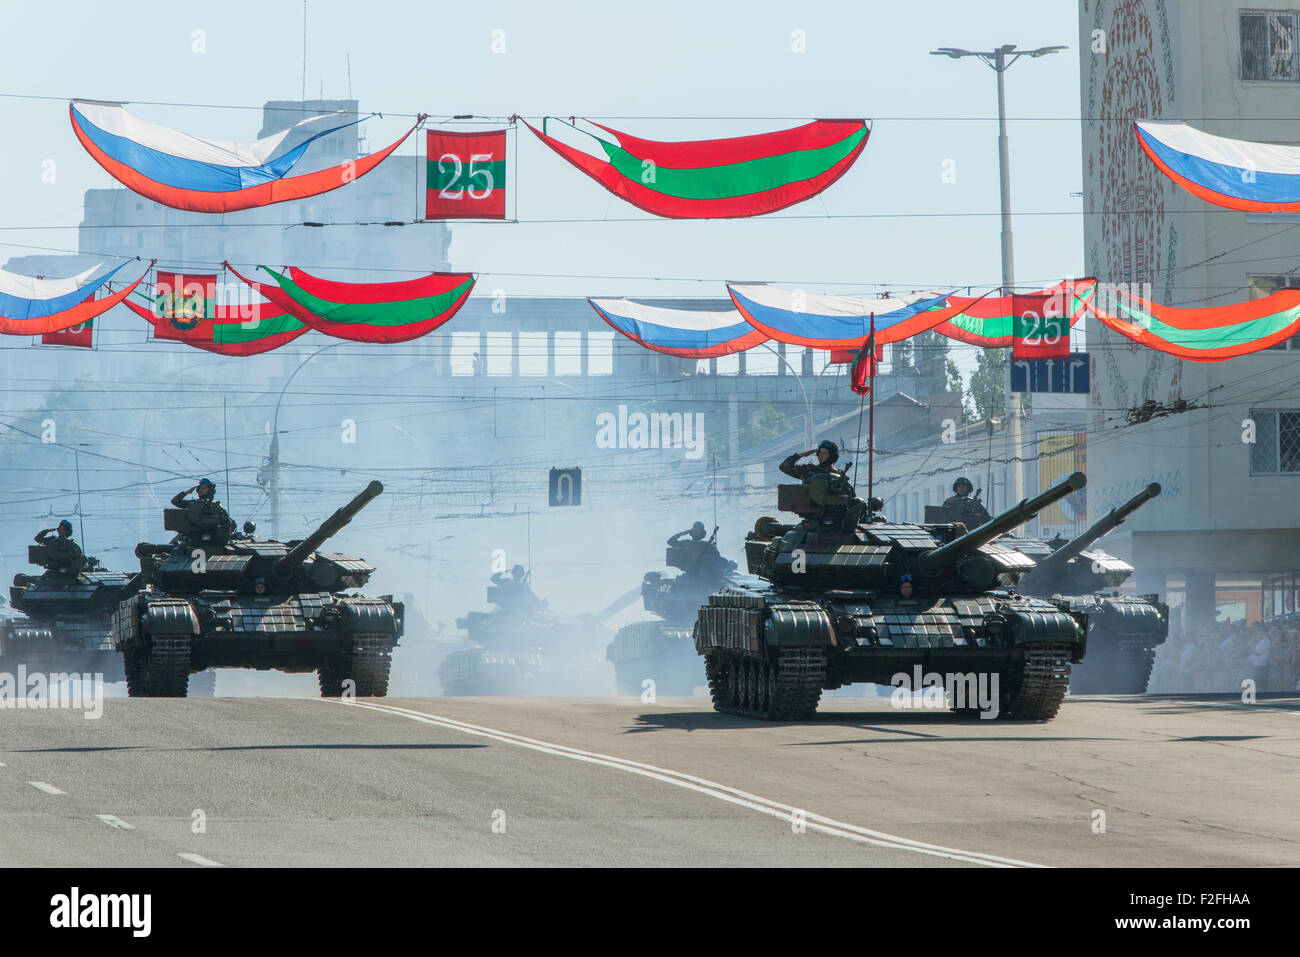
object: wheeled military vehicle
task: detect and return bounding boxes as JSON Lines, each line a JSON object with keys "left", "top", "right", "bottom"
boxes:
{"left": 606, "top": 528, "right": 737, "bottom": 695}
{"left": 1005, "top": 483, "right": 1168, "bottom": 693}
{"left": 1, "top": 535, "right": 137, "bottom": 681}
{"left": 113, "top": 481, "right": 403, "bottom": 697}
{"left": 693, "top": 471, "right": 1090, "bottom": 720}
{"left": 439, "top": 571, "right": 616, "bottom": 695}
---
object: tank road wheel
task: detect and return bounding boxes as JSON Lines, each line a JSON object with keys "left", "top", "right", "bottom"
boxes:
{"left": 727, "top": 657, "right": 743, "bottom": 708}
{"left": 351, "top": 636, "right": 393, "bottom": 698}
{"left": 706, "top": 650, "right": 826, "bottom": 720}
{"left": 1001, "top": 645, "right": 1071, "bottom": 721}
{"left": 139, "top": 637, "right": 192, "bottom": 697}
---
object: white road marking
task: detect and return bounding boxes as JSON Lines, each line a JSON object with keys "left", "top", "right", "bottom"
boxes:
{"left": 334, "top": 699, "right": 1043, "bottom": 868}
{"left": 28, "top": 781, "right": 65, "bottom": 796}
{"left": 177, "top": 853, "right": 223, "bottom": 867}
{"left": 96, "top": 814, "right": 134, "bottom": 830}
{"left": 1079, "top": 695, "right": 1300, "bottom": 717}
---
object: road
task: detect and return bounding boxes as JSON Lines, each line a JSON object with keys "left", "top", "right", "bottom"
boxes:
{"left": 2, "top": 691, "right": 1297, "bottom": 867}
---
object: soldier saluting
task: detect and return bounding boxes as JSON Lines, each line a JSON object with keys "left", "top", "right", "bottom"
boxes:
{"left": 780, "top": 440, "right": 846, "bottom": 484}
{"left": 171, "top": 477, "right": 236, "bottom": 540}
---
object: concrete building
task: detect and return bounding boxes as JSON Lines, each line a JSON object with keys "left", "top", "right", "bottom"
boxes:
{"left": 1078, "top": 0, "right": 1300, "bottom": 629}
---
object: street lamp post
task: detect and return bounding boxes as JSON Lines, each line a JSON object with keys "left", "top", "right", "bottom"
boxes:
{"left": 930, "top": 42, "right": 1066, "bottom": 510}
{"left": 267, "top": 344, "right": 342, "bottom": 537}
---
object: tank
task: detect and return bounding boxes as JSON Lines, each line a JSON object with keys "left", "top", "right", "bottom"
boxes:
{"left": 692, "top": 471, "right": 1091, "bottom": 720}
{"left": 112, "top": 481, "right": 403, "bottom": 697}
{"left": 1, "top": 538, "right": 138, "bottom": 681}
{"left": 438, "top": 571, "right": 615, "bottom": 695}
{"left": 606, "top": 530, "right": 737, "bottom": 696}
{"left": 1004, "top": 483, "right": 1169, "bottom": 693}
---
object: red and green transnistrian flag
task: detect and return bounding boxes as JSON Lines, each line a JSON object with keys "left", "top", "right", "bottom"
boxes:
{"left": 426, "top": 129, "right": 507, "bottom": 219}
{"left": 850, "top": 335, "right": 881, "bottom": 396}
{"left": 1084, "top": 284, "right": 1300, "bottom": 361}
{"left": 124, "top": 274, "right": 308, "bottom": 356}
{"left": 935, "top": 279, "right": 1097, "bottom": 347}
{"left": 523, "top": 118, "right": 869, "bottom": 219}
{"left": 41, "top": 317, "right": 93, "bottom": 348}
{"left": 226, "top": 264, "right": 476, "bottom": 344}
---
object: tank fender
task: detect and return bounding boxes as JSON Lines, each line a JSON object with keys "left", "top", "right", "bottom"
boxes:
{"left": 140, "top": 598, "right": 201, "bottom": 637}
{"left": 763, "top": 601, "right": 836, "bottom": 649}
{"left": 339, "top": 597, "right": 401, "bottom": 635}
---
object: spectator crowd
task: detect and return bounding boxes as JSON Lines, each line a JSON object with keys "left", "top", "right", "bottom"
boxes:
{"left": 1148, "top": 617, "right": 1300, "bottom": 694}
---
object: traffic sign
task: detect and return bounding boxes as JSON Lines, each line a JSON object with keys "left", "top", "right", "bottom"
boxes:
{"left": 549, "top": 467, "right": 582, "bottom": 506}
{"left": 1011, "top": 353, "right": 1089, "bottom": 394}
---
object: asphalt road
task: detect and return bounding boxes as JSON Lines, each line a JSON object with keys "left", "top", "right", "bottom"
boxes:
{"left": 2, "top": 691, "right": 1297, "bottom": 867}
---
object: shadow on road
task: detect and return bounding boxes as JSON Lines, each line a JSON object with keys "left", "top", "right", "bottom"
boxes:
{"left": 12, "top": 743, "right": 487, "bottom": 754}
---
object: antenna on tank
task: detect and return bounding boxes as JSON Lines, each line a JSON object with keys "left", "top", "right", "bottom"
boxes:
{"left": 74, "top": 447, "right": 86, "bottom": 552}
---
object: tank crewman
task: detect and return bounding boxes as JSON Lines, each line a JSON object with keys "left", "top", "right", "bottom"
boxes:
{"left": 942, "top": 477, "right": 992, "bottom": 527}
{"left": 491, "top": 564, "right": 542, "bottom": 614}
{"left": 899, "top": 575, "right": 915, "bottom": 599}
{"left": 780, "top": 440, "right": 846, "bottom": 484}
{"left": 34, "top": 519, "right": 85, "bottom": 569}
{"left": 171, "top": 477, "right": 237, "bottom": 538}
{"left": 667, "top": 521, "right": 720, "bottom": 577}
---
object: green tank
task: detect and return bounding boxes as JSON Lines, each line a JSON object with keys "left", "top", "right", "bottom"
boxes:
{"left": 692, "top": 471, "right": 1090, "bottom": 720}
{"left": 606, "top": 530, "right": 737, "bottom": 696}
{"left": 1005, "top": 483, "right": 1168, "bottom": 693}
{"left": 439, "top": 571, "right": 613, "bottom": 695}
{"left": 113, "top": 481, "right": 403, "bottom": 697}
{"left": 2, "top": 538, "right": 138, "bottom": 681}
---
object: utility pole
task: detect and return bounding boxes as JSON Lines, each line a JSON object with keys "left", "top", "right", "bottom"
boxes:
{"left": 930, "top": 43, "right": 1065, "bottom": 509}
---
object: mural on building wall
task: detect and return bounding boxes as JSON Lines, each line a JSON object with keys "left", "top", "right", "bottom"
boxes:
{"left": 1083, "top": 0, "right": 1184, "bottom": 420}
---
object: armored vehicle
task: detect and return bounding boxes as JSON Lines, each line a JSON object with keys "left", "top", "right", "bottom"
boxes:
{"left": 1005, "top": 483, "right": 1168, "bottom": 693}
{"left": 1, "top": 537, "right": 137, "bottom": 680}
{"left": 113, "top": 481, "right": 402, "bottom": 697}
{"left": 693, "top": 471, "right": 1090, "bottom": 721}
{"left": 606, "top": 528, "right": 737, "bottom": 695}
{"left": 439, "top": 570, "right": 615, "bottom": 695}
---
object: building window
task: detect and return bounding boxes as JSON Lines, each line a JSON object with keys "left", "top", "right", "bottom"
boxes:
{"left": 485, "top": 331, "right": 513, "bottom": 376}
{"left": 1249, "top": 409, "right": 1300, "bottom": 473}
{"left": 587, "top": 331, "right": 613, "bottom": 376}
{"left": 1241, "top": 10, "right": 1299, "bottom": 81}
{"left": 518, "top": 331, "right": 548, "bottom": 376}
{"left": 449, "top": 331, "right": 479, "bottom": 376}
{"left": 554, "top": 331, "right": 582, "bottom": 376}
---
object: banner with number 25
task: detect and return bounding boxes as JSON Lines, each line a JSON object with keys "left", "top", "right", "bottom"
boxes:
{"left": 426, "top": 130, "right": 507, "bottom": 219}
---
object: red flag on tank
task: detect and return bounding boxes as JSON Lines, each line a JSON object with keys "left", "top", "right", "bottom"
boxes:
{"left": 426, "top": 130, "right": 507, "bottom": 219}
{"left": 850, "top": 334, "right": 881, "bottom": 395}
{"left": 1011, "top": 292, "right": 1070, "bottom": 359}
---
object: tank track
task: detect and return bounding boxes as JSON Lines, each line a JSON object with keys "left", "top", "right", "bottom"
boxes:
{"left": 704, "top": 647, "right": 826, "bottom": 720}
{"left": 1002, "top": 644, "right": 1071, "bottom": 720}
{"left": 351, "top": 635, "right": 392, "bottom": 697}
{"left": 318, "top": 635, "right": 393, "bottom": 698}
{"left": 129, "top": 636, "right": 192, "bottom": 698}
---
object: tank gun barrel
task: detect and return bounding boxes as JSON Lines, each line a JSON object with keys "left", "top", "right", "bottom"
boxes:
{"left": 917, "top": 471, "right": 1086, "bottom": 578}
{"left": 273, "top": 481, "right": 383, "bottom": 576}
{"left": 1029, "top": 482, "right": 1160, "bottom": 579}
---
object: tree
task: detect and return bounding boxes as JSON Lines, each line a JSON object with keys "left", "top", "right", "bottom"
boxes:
{"left": 969, "top": 348, "right": 1008, "bottom": 422}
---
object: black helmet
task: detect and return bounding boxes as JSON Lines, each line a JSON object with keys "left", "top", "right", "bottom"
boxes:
{"left": 817, "top": 439, "right": 840, "bottom": 465}
{"left": 689, "top": 521, "right": 706, "bottom": 540}
{"left": 953, "top": 476, "right": 973, "bottom": 493}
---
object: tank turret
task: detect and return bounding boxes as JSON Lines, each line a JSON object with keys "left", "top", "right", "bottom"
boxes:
{"left": 916, "top": 472, "right": 1087, "bottom": 579}
{"left": 274, "top": 480, "right": 383, "bottom": 578}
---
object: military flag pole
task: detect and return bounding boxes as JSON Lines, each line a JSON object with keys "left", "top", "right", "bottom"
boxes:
{"left": 867, "top": 313, "right": 876, "bottom": 504}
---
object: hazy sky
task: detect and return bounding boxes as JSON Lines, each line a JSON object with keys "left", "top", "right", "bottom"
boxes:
{"left": 1, "top": 0, "right": 1083, "bottom": 299}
